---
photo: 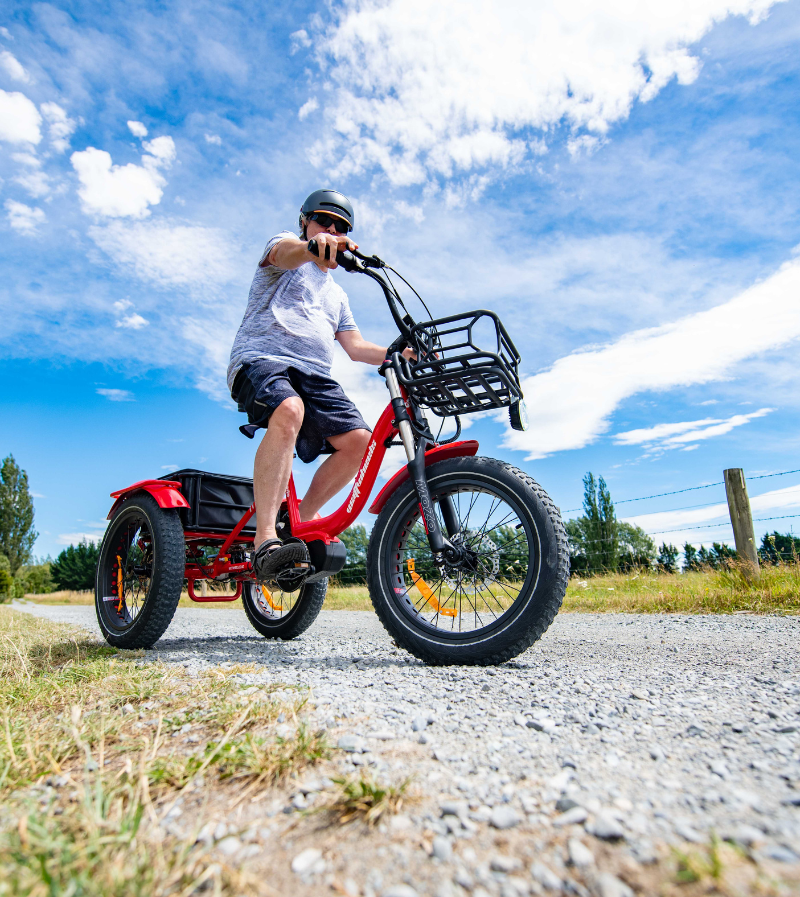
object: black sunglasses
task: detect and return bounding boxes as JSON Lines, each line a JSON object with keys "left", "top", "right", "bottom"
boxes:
{"left": 307, "top": 211, "right": 351, "bottom": 234}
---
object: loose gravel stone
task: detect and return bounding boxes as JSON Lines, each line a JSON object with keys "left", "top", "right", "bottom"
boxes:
{"left": 554, "top": 806, "right": 588, "bottom": 826}
{"left": 586, "top": 812, "right": 624, "bottom": 841}
{"left": 338, "top": 734, "right": 367, "bottom": 753}
{"left": 594, "top": 872, "right": 635, "bottom": 897}
{"left": 530, "top": 862, "right": 562, "bottom": 890}
{"left": 567, "top": 838, "right": 595, "bottom": 868}
{"left": 490, "top": 806, "right": 522, "bottom": 829}
{"left": 381, "top": 886, "right": 418, "bottom": 897}
{"left": 432, "top": 836, "right": 452, "bottom": 861}
{"left": 291, "top": 847, "right": 325, "bottom": 875}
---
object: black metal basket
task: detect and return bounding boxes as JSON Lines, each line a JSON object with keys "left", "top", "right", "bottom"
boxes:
{"left": 396, "top": 310, "right": 523, "bottom": 417}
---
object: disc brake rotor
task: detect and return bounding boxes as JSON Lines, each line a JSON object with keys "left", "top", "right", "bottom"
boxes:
{"left": 443, "top": 530, "right": 499, "bottom": 592}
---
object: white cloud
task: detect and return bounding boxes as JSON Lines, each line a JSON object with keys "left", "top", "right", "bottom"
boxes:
{"left": 615, "top": 408, "right": 773, "bottom": 452}
{"left": 96, "top": 388, "right": 134, "bottom": 401}
{"left": 5, "top": 199, "right": 45, "bottom": 234}
{"left": 0, "top": 89, "right": 41, "bottom": 144}
{"left": 89, "top": 219, "right": 238, "bottom": 286}
{"left": 71, "top": 136, "right": 175, "bottom": 218}
{"left": 204, "top": 133, "right": 222, "bottom": 145}
{"left": 503, "top": 252, "right": 800, "bottom": 459}
{"left": 41, "top": 102, "right": 76, "bottom": 152}
{"left": 298, "top": 97, "right": 319, "bottom": 120}
{"left": 0, "top": 50, "right": 29, "bottom": 83}
{"left": 57, "top": 529, "right": 107, "bottom": 546}
{"left": 309, "top": 0, "right": 784, "bottom": 184}
{"left": 127, "top": 120, "right": 148, "bottom": 138}
{"left": 116, "top": 312, "right": 149, "bottom": 329}
{"left": 622, "top": 482, "right": 800, "bottom": 542}
{"left": 290, "top": 29, "right": 312, "bottom": 52}
{"left": 12, "top": 154, "right": 49, "bottom": 197}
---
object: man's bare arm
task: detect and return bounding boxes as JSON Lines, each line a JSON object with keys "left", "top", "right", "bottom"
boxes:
{"left": 263, "top": 233, "right": 357, "bottom": 271}
{"left": 336, "top": 329, "right": 416, "bottom": 365}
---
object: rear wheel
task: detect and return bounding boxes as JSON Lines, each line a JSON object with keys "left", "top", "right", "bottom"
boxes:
{"left": 367, "top": 456, "right": 569, "bottom": 665}
{"left": 241, "top": 579, "right": 327, "bottom": 639}
{"left": 95, "top": 493, "right": 184, "bottom": 648}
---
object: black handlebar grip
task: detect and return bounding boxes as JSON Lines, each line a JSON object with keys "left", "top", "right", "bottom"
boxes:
{"left": 307, "top": 238, "right": 359, "bottom": 271}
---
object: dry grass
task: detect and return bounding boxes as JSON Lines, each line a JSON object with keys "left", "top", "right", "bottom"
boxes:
{"left": 0, "top": 607, "right": 327, "bottom": 896}
{"left": 323, "top": 773, "right": 411, "bottom": 826}
{"left": 24, "top": 560, "right": 800, "bottom": 616}
{"left": 564, "top": 561, "right": 800, "bottom": 614}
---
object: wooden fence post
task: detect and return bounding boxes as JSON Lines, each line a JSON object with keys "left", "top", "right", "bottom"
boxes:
{"left": 723, "top": 468, "right": 760, "bottom": 576}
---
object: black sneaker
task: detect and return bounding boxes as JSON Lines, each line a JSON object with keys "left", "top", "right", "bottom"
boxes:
{"left": 251, "top": 537, "right": 310, "bottom": 585}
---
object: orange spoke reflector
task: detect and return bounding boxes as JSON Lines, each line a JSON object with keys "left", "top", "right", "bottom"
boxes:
{"left": 261, "top": 585, "right": 283, "bottom": 612}
{"left": 407, "top": 558, "right": 457, "bottom": 617}
{"left": 116, "top": 556, "right": 124, "bottom": 612}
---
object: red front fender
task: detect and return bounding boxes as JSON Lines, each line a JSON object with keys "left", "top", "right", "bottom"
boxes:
{"left": 368, "top": 440, "right": 479, "bottom": 515}
{"left": 107, "top": 479, "right": 190, "bottom": 519}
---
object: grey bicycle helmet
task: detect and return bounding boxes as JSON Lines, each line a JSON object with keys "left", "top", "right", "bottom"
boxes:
{"left": 299, "top": 189, "right": 354, "bottom": 232}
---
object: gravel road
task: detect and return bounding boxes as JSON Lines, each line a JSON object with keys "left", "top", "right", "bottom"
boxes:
{"left": 14, "top": 602, "right": 800, "bottom": 895}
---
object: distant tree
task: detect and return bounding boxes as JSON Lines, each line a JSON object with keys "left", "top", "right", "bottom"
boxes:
{"left": 0, "top": 554, "right": 13, "bottom": 604}
{"left": 17, "top": 561, "right": 54, "bottom": 595}
{"left": 683, "top": 543, "right": 701, "bottom": 571}
{"left": 51, "top": 541, "right": 100, "bottom": 591}
{"left": 336, "top": 524, "right": 370, "bottom": 585}
{"left": 618, "top": 523, "right": 657, "bottom": 571}
{"left": 760, "top": 531, "right": 800, "bottom": 565}
{"left": 0, "top": 455, "right": 38, "bottom": 575}
{"left": 695, "top": 542, "right": 737, "bottom": 570}
{"left": 567, "top": 473, "right": 619, "bottom": 574}
{"left": 657, "top": 542, "right": 679, "bottom": 573}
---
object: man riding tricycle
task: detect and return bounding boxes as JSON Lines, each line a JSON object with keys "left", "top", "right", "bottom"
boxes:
{"left": 95, "top": 190, "right": 569, "bottom": 665}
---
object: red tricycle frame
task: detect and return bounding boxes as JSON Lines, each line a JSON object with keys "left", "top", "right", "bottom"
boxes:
{"left": 108, "top": 394, "right": 479, "bottom": 602}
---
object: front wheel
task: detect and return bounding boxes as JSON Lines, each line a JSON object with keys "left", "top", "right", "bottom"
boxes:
{"left": 367, "top": 456, "right": 569, "bottom": 665}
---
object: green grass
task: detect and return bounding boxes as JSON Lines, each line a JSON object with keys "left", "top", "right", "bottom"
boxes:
{"left": 324, "top": 773, "right": 411, "bottom": 826}
{"left": 24, "top": 560, "right": 800, "bottom": 615}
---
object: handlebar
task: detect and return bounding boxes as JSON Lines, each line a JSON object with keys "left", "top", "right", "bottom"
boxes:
{"left": 306, "top": 238, "right": 415, "bottom": 341}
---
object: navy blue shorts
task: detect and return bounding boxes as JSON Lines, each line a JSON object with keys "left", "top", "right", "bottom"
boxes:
{"left": 231, "top": 360, "right": 371, "bottom": 463}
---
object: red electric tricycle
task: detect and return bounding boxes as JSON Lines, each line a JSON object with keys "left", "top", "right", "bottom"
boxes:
{"left": 95, "top": 244, "right": 569, "bottom": 665}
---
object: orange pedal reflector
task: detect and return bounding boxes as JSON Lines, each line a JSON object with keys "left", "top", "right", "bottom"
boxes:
{"left": 115, "top": 556, "right": 124, "bottom": 612}
{"left": 261, "top": 585, "right": 283, "bottom": 612}
{"left": 407, "top": 558, "right": 457, "bottom": 616}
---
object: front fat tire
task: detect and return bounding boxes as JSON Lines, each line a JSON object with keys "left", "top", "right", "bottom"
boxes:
{"left": 95, "top": 493, "right": 185, "bottom": 649}
{"left": 367, "top": 456, "right": 570, "bottom": 666}
{"left": 241, "top": 579, "right": 327, "bottom": 640}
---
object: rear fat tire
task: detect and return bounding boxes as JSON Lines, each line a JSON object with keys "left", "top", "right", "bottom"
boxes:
{"left": 367, "top": 456, "right": 569, "bottom": 665}
{"left": 95, "top": 493, "right": 185, "bottom": 649}
{"left": 241, "top": 579, "right": 327, "bottom": 640}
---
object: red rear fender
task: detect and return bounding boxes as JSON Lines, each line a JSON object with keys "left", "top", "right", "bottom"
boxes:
{"left": 368, "top": 440, "right": 479, "bottom": 515}
{"left": 107, "top": 480, "right": 190, "bottom": 519}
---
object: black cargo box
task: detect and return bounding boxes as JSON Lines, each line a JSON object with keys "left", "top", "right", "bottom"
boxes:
{"left": 159, "top": 469, "right": 257, "bottom": 535}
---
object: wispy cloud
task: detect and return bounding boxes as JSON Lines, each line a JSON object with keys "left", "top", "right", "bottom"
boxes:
{"left": 615, "top": 408, "right": 773, "bottom": 452}
{"left": 5, "top": 199, "right": 45, "bottom": 234}
{"left": 96, "top": 388, "right": 134, "bottom": 401}
{"left": 503, "top": 253, "right": 800, "bottom": 459}
{"left": 0, "top": 50, "right": 29, "bottom": 83}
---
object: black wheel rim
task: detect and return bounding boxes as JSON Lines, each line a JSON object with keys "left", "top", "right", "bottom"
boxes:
{"left": 384, "top": 476, "right": 540, "bottom": 640}
{"left": 98, "top": 511, "right": 155, "bottom": 632}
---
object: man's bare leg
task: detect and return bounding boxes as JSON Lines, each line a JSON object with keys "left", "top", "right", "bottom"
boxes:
{"left": 253, "top": 397, "right": 304, "bottom": 548}
{"left": 299, "top": 428, "right": 372, "bottom": 521}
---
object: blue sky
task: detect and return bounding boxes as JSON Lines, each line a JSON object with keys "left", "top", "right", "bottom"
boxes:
{"left": 2, "top": 0, "right": 800, "bottom": 560}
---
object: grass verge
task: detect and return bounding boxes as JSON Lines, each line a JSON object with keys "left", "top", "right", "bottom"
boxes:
{"left": 0, "top": 607, "right": 327, "bottom": 895}
{"left": 22, "top": 560, "right": 800, "bottom": 614}
{"left": 324, "top": 773, "right": 411, "bottom": 826}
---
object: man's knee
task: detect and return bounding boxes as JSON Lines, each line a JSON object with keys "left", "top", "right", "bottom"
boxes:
{"left": 334, "top": 428, "right": 371, "bottom": 457}
{"left": 269, "top": 397, "right": 305, "bottom": 435}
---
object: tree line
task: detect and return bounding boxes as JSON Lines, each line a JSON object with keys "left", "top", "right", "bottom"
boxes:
{"left": 0, "top": 454, "right": 100, "bottom": 601}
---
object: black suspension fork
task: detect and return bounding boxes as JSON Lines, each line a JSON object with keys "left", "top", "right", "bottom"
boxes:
{"left": 384, "top": 365, "right": 453, "bottom": 555}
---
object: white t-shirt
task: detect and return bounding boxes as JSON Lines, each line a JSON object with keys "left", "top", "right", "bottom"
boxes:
{"left": 227, "top": 231, "right": 359, "bottom": 389}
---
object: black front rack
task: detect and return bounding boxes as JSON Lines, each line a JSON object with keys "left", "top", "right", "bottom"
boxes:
{"left": 395, "top": 310, "right": 523, "bottom": 417}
